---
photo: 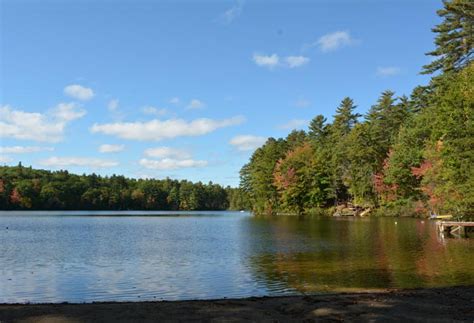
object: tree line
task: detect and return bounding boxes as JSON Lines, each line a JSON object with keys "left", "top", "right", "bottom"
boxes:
{"left": 0, "top": 164, "right": 250, "bottom": 211}
{"left": 240, "top": 0, "right": 473, "bottom": 218}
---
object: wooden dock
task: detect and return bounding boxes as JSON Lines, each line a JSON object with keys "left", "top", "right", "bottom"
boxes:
{"left": 436, "top": 221, "right": 474, "bottom": 236}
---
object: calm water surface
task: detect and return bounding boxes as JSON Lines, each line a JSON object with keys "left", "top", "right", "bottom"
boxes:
{"left": 0, "top": 211, "right": 473, "bottom": 303}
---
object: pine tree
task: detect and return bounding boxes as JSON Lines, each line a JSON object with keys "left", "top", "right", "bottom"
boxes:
{"left": 327, "top": 98, "right": 361, "bottom": 203}
{"left": 422, "top": 0, "right": 474, "bottom": 74}
{"left": 308, "top": 115, "right": 328, "bottom": 143}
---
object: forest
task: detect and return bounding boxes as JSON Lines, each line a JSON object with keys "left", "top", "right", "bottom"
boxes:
{"left": 240, "top": 0, "right": 473, "bottom": 219}
{"left": 0, "top": 164, "right": 250, "bottom": 211}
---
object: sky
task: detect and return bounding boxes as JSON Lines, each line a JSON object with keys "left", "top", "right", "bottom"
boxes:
{"left": 1, "top": 0, "right": 442, "bottom": 186}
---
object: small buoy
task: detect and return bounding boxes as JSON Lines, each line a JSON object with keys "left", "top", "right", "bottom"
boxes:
{"left": 421, "top": 221, "right": 425, "bottom": 224}
{"left": 5, "top": 227, "right": 8, "bottom": 230}
{"left": 394, "top": 221, "right": 398, "bottom": 225}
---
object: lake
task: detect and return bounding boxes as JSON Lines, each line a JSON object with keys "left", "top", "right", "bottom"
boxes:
{"left": 1, "top": 211, "right": 473, "bottom": 303}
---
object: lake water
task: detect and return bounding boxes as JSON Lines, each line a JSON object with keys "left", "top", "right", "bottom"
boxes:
{"left": 1, "top": 211, "right": 473, "bottom": 303}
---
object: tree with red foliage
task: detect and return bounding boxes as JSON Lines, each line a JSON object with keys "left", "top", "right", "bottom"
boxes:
{"left": 373, "top": 150, "right": 399, "bottom": 204}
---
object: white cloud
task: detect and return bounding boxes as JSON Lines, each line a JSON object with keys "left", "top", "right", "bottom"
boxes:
{"left": 294, "top": 98, "right": 311, "bottom": 108}
{"left": 230, "top": 135, "right": 266, "bottom": 151}
{"left": 0, "top": 104, "right": 86, "bottom": 142}
{"left": 219, "top": 0, "right": 243, "bottom": 24}
{"left": 285, "top": 56, "right": 310, "bottom": 68}
{"left": 90, "top": 116, "right": 244, "bottom": 141}
{"left": 316, "top": 31, "right": 353, "bottom": 52}
{"left": 108, "top": 99, "right": 119, "bottom": 111}
{"left": 64, "top": 84, "right": 94, "bottom": 101}
{"left": 139, "top": 158, "right": 207, "bottom": 170}
{"left": 98, "top": 144, "right": 125, "bottom": 153}
{"left": 0, "top": 106, "right": 62, "bottom": 142}
{"left": 39, "top": 157, "right": 118, "bottom": 168}
{"left": 186, "top": 99, "right": 205, "bottom": 110}
{"left": 376, "top": 66, "right": 401, "bottom": 77}
{"left": 253, "top": 53, "right": 279, "bottom": 69}
{"left": 279, "top": 119, "right": 309, "bottom": 130}
{"left": 169, "top": 97, "right": 180, "bottom": 105}
{"left": 144, "top": 147, "right": 191, "bottom": 159}
{"left": 52, "top": 102, "right": 86, "bottom": 122}
{"left": 142, "top": 106, "right": 168, "bottom": 116}
{"left": 0, "top": 146, "right": 54, "bottom": 154}
{"left": 253, "top": 54, "right": 309, "bottom": 69}
{"left": 0, "top": 156, "right": 13, "bottom": 163}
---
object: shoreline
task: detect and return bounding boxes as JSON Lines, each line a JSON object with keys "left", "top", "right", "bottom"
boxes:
{"left": 1, "top": 286, "right": 473, "bottom": 322}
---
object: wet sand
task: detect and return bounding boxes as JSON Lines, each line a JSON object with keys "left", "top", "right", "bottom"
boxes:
{"left": 1, "top": 286, "right": 473, "bottom": 322}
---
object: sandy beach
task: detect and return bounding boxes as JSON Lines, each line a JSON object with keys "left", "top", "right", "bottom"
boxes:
{"left": 1, "top": 286, "right": 473, "bottom": 322}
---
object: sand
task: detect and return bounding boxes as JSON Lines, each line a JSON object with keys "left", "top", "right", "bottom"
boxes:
{"left": 1, "top": 286, "right": 473, "bottom": 322}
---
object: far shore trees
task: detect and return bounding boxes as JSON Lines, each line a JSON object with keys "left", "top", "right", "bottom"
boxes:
{"left": 0, "top": 164, "right": 250, "bottom": 211}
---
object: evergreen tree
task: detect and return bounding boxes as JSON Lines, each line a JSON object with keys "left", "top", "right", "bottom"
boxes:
{"left": 423, "top": 0, "right": 474, "bottom": 74}
{"left": 327, "top": 97, "right": 361, "bottom": 203}
{"left": 308, "top": 115, "right": 328, "bottom": 144}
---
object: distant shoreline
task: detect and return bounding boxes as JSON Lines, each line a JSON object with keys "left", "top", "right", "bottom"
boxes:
{"left": 0, "top": 210, "right": 245, "bottom": 212}
{"left": 1, "top": 286, "right": 473, "bottom": 322}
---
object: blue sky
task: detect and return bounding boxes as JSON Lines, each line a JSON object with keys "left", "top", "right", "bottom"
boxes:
{"left": 1, "top": 0, "right": 441, "bottom": 186}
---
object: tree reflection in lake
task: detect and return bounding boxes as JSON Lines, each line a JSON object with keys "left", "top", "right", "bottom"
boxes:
{"left": 242, "top": 216, "right": 474, "bottom": 293}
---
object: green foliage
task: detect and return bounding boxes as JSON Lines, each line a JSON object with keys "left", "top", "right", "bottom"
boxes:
{"left": 308, "top": 115, "right": 328, "bottom": 144}
{"left": 0, "top": 164, "right": 248, "bottom": 211}
{"left": 226, "top": 187, "right": 252, "bottom": 210}
{"left": 240, "top": 138, "right": 288, "bottom": 214}
{"left": 345, "top": 123, "right": 378, "bottom": 206}
{"left": 425, "top": 64, "right": 473, "bottom": 217}
{"left": 325, "top": 97, "right": 361, "bottom": 202}
{"left": 423, "top": 0, "right": 474, "bottom": 74}
{"left": 346, "top": 91, "right": 412, "bottom": 206}
{"left": 274, "top": 142, "right": 329, "bottom": 214}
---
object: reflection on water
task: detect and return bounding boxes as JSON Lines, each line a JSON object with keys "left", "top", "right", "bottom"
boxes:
{"left": 244, "top": 216, "right": 474, "bottom": 293}
{"left": 0, "top": 211, "right": 472, "bottom": 303}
